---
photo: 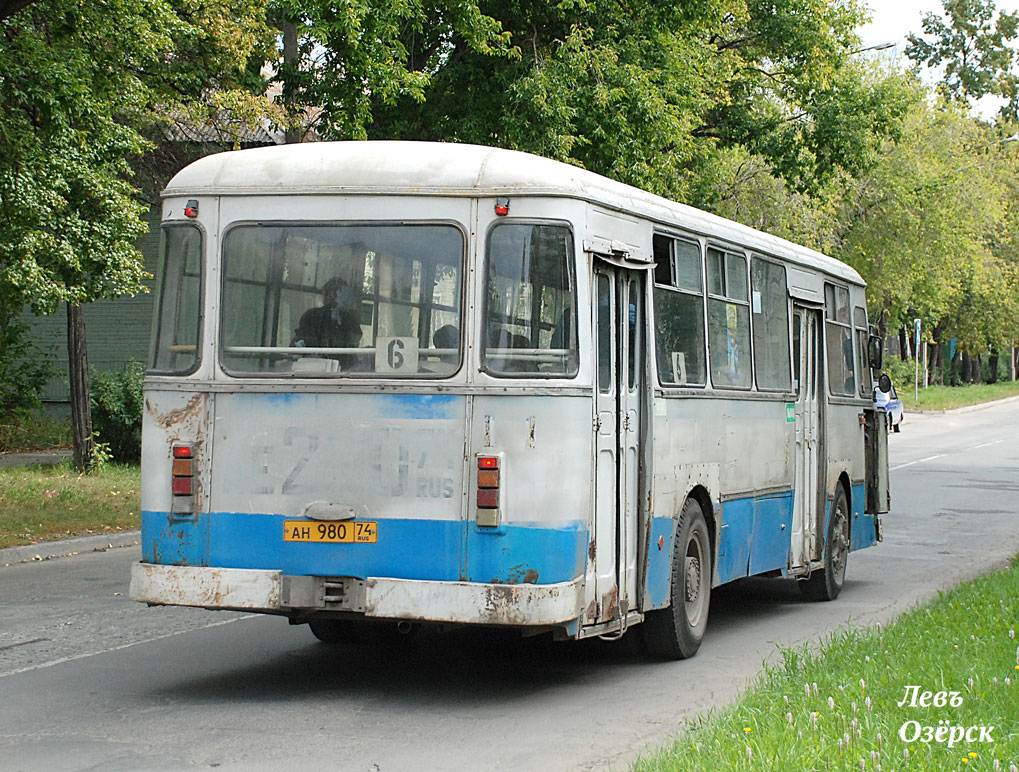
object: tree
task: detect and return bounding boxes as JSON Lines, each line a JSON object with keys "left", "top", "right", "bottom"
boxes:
{"left": 0, "top": 0, "right": 272, "bottom": 468}
{"left": 268, "top": 0, "right": 908, "bottom": 202}
{"left": 906, "top": 0, "right": 1019, "bottom": 117}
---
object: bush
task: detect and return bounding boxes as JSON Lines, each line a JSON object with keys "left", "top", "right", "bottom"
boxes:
{"left": 0, "top": 409, "right": 70, "bottom": 453}
{"left": 881, "top": 356, "right": 914, "bottom": 391}
{"left": 0, "top": 312, "right": 55, "bottom": 415}
{"left": 90, "top": 360, "right": 145, "bottom": 462}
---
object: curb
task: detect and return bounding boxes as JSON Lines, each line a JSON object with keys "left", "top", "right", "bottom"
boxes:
{"left": 0, "top": 530, "right": 140, "bottom": 567}
{"left": 904, "top": 394, "right": 1019, "bottom": 416}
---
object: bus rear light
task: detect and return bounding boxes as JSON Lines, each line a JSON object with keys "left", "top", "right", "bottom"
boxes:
{"left": 171, "top": 444, "right": 196, "bottom": 514}
{"left": 476, "top": 454, "right": 502, "bottom": 527}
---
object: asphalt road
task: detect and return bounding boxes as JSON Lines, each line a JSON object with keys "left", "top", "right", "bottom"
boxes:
{"left": 2, "top": 402, "right": 1018, "bottom": 772}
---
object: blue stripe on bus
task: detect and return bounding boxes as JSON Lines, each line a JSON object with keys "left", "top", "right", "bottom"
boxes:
{"left": 375, "top": 394, "right": 461, "bottom": 420}
{"left": 645, "top": 517, "right": 677, "bottom": 609}
{"left": 713, "top": 492, "right": 795, "bottom": 585}
{"left": 716, "top": 498, "right": 755, "bottom": 585}
{"left": 141, "top": 511, "right": 586, "bottom": 585}
{"left": 466, "top": 520, "right": 588, "bottom": 585}
{"left": 849, "top": 483, "right": 875, "bottom": 551}
{"left": 749, "top": 491, "right": 795, "bottom": 575}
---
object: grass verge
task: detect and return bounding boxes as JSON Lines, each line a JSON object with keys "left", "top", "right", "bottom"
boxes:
{"left": 0, "top": 461, "right": 141, "bottom": 549}
{"left": 634, "top": 560, "right": 1019, "bottom": 772}
{"left": 900, "top": 381, "right": 1019, "bottom": 412}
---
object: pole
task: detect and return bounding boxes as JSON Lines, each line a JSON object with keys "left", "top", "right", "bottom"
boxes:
{"left": 914, "top": 319, "right": 921, "bottom": 401}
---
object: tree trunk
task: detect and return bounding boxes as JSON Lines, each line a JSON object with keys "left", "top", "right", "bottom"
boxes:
{"left": 282, "top": 19, "right": 301, "bottom": 144}
{"left": 67, "top": 303, "right": 93, "bottom": 471}
{"left": 929, "top": 323, "right": 942, "bottom": 385}
{"left": 988, "top": 347, "right": 999, "bottom": 384}
{"left": 898, "top": 327, "right": 909, "bottom": 360}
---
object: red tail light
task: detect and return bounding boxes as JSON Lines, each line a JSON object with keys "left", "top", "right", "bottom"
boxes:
{"left": 171, "top": 444, "right": 195, "bottom": 515}
{"left": 476, "top": 455, "right": 501, "bottom": 527}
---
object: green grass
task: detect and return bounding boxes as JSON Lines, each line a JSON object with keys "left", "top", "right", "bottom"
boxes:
{"left": 900, "top": 381, "right": 1019, "bottom": 412}
{"left": 635, "top": 561, "right": 1019, "bottom": 772}
{"left": 0, "top": 410, "right": 71, "bottom": 453}
{"left": 0, "top": 461, "right": 140, "bottom": 549}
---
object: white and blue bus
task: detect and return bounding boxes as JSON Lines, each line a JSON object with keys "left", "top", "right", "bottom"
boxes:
{"left": 130, "top": 141, "right": 889, "bottom": 659}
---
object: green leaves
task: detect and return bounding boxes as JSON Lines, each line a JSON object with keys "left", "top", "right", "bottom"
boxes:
{"left": 907, "top": 0, "right": 1019, "bottom": 116}
{"left": 0, "top": 0, "right": 273, "bottom": 315}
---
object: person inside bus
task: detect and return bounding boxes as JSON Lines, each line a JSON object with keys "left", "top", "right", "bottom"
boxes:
{"left": 292, "top": 277, "right": 362, "bottom": 350}
{"left": 433, "top": 324, "right": 459, "bottom": 366}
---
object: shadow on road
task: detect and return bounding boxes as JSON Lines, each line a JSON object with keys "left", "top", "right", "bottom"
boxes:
{"left": 143, "top": 574, "right": 876, "bottom": 706}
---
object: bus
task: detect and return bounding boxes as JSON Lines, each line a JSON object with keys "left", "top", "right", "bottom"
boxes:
{"left": 129, "top": 141, "right": 890, "bottom": 659}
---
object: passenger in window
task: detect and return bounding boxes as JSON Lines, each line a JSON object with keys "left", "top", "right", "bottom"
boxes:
{"left": 433, "top": 324, "right": 459, "bottom": 365}
{"left": 293, "top": 278, "right": 361, "bottom": 350}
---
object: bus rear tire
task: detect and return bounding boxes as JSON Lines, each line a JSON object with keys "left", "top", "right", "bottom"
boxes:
{"left": 799, "top": 485, "right": 850, "bottom": 602}
{"left": 642, "top": 498, "right": 711, "bottom": 660}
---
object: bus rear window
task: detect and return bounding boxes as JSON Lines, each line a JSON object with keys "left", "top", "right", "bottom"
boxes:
{"left": 150, "top": 225, "right": 202, "bottom": 374}
{"left": 220, "top": 224, "right": 464, "bottom": 377}
{"left": 482, "top": 223, "right": 578, "bottom": 378}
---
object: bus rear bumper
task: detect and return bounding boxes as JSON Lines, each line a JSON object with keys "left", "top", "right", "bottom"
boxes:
{"left": 130, "top": 563, "right": 584, "bottom": 627}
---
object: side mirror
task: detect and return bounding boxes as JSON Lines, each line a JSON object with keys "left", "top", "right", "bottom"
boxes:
{"left": 868, "top": 334, "right": 884, "bottom": 370}
{"left": 878, "top": 373, "right": 892, "bottom": 393}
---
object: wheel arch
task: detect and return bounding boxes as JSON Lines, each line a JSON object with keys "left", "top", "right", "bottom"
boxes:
{"left": 685, "top": 484, "right": 717, "bottom": 573}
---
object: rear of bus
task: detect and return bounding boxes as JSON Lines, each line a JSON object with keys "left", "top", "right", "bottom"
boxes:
{"left": 129, "top": 144, "right": 591, "bottom": 637}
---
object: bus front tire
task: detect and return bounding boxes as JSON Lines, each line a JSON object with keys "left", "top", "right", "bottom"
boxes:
{"left": 642, "top": 498, "right": 711, "bottom": 660}
{"left": 799, "top": 486, "right": 850, "bottom": 602}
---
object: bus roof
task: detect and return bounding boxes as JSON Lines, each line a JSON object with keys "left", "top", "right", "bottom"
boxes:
{"left": 164, "top": 141, "right": 864, "bottom": 285}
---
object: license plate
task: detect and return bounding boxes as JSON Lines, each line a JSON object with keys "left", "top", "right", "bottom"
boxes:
{"left": 283, "top": 520, "right": 378, "bottom": 544}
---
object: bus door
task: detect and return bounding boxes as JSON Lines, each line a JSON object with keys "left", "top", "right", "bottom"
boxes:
{"left": 592, "top": 265, "right": 644, "bottom": 625}
{"left": 791, "top": 307, "right": 824, "bottom": 568}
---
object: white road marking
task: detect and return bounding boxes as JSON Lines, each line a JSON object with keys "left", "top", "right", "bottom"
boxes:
{"left": 891, "top": 454, "right": 944, "bottom": 471}
{"left": 0, "top": 614, "right": 257, "bottom": 679}
{"left": 972, "top": 440, "right": 1005, "bottom": 449}
{"left": 891, "top": 438, "right": 1006, "bottom": 471}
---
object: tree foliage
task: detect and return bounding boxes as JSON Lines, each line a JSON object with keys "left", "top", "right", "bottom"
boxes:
{"left": 270, "top": 0, "right": 907, "bottom": 200}
{"left": 906, "top": 0, "right": 1019, "bottom": 116}
{"left": 0, "top": 0, "right": 273, "bottom": 316}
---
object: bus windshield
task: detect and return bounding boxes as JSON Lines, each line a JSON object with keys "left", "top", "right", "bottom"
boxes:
{"left": 219, "top": 223, "right": 464, "bottom": 377}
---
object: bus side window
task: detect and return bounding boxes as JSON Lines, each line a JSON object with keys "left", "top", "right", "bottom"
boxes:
{"left": 854, "top": 306, "right": 869, "bottom": 397}
{"left": 751, "top": 257, "right": 791, "bottom": 391}
{"left": 482, "top": 222, "right": 578, "bottom": 377}
{"left": 652, "top": 234, "right": 705, "bottom": 386}
{"left": 707, "top": 248, "right": 752, "bottom": 389}
{"left": 825, "top": 284, "right": 855, "bottom": 396}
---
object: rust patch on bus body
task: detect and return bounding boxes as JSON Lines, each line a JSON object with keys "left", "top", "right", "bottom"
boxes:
{"left": 481, "top": 582, "right": 563, "bottom": 626}
{"left": 147, "top": 394, "right": 205, "bottom": 429}
{"left": 601, "top": 587, "right": 619, "bottom": 620}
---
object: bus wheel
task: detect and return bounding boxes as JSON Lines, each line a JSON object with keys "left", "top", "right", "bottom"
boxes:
{"left": 799, "top": 486, "right": 850, "bottom": 602}
{"left": 642, "top": 498, "right": 711, "bottom": 660}
{"left": 309, "top": 619, "right": 358, "bottom": 644}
